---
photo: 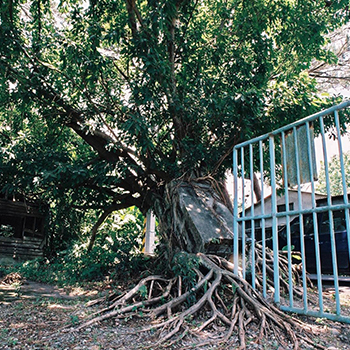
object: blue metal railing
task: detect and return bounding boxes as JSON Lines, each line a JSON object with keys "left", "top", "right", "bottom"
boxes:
{"left": 233, "top": 100, "right": 350, "bottom": 323}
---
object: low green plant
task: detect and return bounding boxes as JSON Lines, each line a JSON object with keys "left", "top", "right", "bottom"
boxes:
{"left": 138, "top": 284, "right": 148, "bottom": 299}
{"left": 0, "top": 224, "right": 14, "bottom": 237}
{"left": 172, "top": 252, "right": 200, "bottom": 288}
{"left": 0, "top": 328, "right": 9, "bottom": 340}
{"left": 172, "top": 252, "right": 200, "bottom": 306}
{"left": 16, "top": 207, "right": 154, "bottom": 287}
{"left": 70, "top": 315, "right": 80, "bottom": 325}
{"left": 7, "top": 337, "right": 18, "bottom": 346}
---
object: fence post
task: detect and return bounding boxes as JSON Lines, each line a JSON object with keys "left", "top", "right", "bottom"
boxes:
{"left": 144, "top": 211, "right": 156, "bottom": 255}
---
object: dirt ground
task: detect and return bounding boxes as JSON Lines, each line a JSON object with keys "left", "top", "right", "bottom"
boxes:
{"left": 0, "top": 280, "right": 350, "bottom": 350}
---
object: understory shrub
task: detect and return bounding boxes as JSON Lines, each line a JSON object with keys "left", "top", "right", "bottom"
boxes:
{"left": 15, "top": 207, "right": 157, "bottom": 286}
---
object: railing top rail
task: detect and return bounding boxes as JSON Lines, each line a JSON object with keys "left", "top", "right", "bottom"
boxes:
{"left": 234, "top": 100, "right": 350, "bottom": 149}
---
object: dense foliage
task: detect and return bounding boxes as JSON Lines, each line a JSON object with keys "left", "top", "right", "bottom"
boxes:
{"left": 1, "top": 207, "right": 148, "bottom": 285}
{"left": 317, "top": 150, "right": 350, "bottom": 195}
{"left": 0, "top": 1, "right": 349, "bottom": 248}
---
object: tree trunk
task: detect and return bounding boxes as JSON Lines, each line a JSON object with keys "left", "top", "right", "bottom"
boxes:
{"left": 253, "top": 172, "right": 262, "bottom": 202}
{"left": 78, "top": 179, "right": 312, "bottom": 350}
{"left": 152, "top": 177, "right": 234, "bottom": 260}
{"left": 87, "top": 210, "right": 112, "bottom": 252}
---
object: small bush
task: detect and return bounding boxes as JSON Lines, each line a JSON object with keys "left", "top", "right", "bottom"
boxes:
{"left": 16, "top": 207, "right": 156, "bottom": 287}
{"left": 0, "top": 225, "right": 15, "bottom": 237}
{"left": 17, "top": 241, "right": 150, "bottom": 286}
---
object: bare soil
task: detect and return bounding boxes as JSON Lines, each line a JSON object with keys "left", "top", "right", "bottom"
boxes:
{"left": 0, "top": 280, "right": 350, "bottom": 350}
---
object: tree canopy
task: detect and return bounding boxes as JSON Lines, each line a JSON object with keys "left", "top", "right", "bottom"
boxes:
{"left": 2, "top": 3, "right": 350, "bottom": 346}
{"left": 1, "top": 0, "right": 349, "bottom": 222}
{"left": 317, "top": 150, "right": 350, "bottom": 195}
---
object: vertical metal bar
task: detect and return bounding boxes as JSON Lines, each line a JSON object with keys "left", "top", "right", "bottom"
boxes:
{"left": 233, "top": 147, "right": 239, "bottom": 276}
{"left": 145, "top": 211, "right": 156, "bottom": 255}
{"left": 320, "top": 115, "right": 341, "bottom": 315}
{"left": 292, "top": 126, "right": 308, "bottom": 311}
{"left": 334, "top": 110, "right": 350, "bottom": 267}
{"left": 259, "top": 140, "right": 267, "bottom": 298}
{"left": 281, "top": 131, "right": 293, "bottom": 307}
{"left": 269, "top": 135, "right": 280, "bottom": 304}
{"left": 305, "top": 121, "right": 324, "bottom": 313}
{"left": 249, "top": 144, "right": 256, "bottom": 289}
{"left": 241, "top": 147, "right": 246, "bottom": 279}
{"left": 334, "top": 111, "right": 347, "bottom": 194}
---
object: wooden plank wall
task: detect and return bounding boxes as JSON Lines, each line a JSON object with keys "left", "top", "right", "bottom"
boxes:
{"left": 0, "top": 198, "right": 45, "bottom": 216}
{"left": 0, "top": 236, "right": 45, "bottom": 260}
{"left": 0, "top": 199, "right": 48, "bottom": 260}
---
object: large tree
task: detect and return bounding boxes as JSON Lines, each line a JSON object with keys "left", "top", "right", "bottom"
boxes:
{"left": 1, "top": 1, "right": 349, "bottom": 347}
{"left": 1, "top": 0, "right": 347, "bottom": 249}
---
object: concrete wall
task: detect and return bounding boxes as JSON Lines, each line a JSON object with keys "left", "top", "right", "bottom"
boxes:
{"left": 243, "top": 190, "right": 326, "bottom": 228}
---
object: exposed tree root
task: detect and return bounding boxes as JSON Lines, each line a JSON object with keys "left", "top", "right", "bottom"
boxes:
{"left": 253, "top": 243, "right": 313, "bottom": 299}
{"left": 75, "top": 250, "right": 323, "bottom": 349}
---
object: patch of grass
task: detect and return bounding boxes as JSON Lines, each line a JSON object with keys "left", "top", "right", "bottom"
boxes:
{"left": 7, "top": 337, "right": 18, "bottom": 346}
{"left": 0, "top": 328, "right": 9, "bottom": 339}
{"left": 70, "top": 315, "right": 80, "bottom": 325}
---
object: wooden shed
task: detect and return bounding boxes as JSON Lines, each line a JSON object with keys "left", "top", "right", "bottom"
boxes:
{"left": 0, "top": 193, "right": 48, "bottom": 260}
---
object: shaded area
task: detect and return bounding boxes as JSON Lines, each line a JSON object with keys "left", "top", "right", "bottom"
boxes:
{"left": 0, "top": 279, "right": 100, "bottom": 303}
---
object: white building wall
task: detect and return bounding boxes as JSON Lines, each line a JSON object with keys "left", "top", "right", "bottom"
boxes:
{"left": 244, "top": 190, "right": 326, "bottom": 228}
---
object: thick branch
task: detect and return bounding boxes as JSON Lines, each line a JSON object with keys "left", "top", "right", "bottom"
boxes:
{"left": 87, "top": 202, "right": 132, "bottom": 251}
{"left": 125, "top": 0, "right": 144, "bottom": 37}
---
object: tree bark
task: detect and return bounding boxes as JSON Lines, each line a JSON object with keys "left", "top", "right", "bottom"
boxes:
{"left": 152, "top": 177, "right": 234, "bottom": 260}
{"left": 87, "top": 210, "right": 112, "bottom": 252}
{"left": 253, "top": 173, "right": 261, "bottom": 202}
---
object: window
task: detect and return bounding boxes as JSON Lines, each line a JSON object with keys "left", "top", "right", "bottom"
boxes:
{"left": 277, "top": 203, "right": 294, "bottom": 213}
